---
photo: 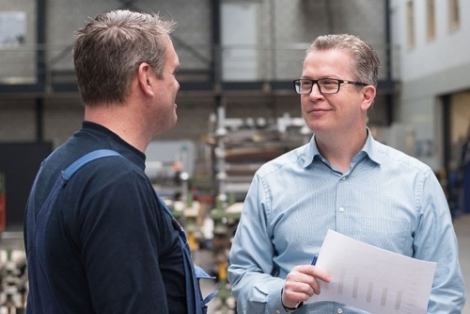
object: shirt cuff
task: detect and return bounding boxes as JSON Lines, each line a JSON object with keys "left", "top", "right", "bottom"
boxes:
{"left": 266, "top": 282, "right": 301, "bottom": 314}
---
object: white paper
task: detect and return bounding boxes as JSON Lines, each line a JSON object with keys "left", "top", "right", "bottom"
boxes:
{"left": 305, "top": 230, "right": 436, "bottom": 314}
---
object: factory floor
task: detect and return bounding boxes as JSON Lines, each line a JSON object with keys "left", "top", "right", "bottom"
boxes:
{"left": 0, "top": 214, "right": 469, "bottom": 313}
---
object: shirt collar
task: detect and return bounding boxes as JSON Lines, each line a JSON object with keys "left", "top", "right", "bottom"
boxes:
{"left": 302, "top": 128, "right": 383, "bottom": 168}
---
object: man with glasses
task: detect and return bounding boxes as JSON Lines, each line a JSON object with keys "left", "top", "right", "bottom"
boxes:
{"left": 228, "top": 34, "right": 466, "bottom": 313}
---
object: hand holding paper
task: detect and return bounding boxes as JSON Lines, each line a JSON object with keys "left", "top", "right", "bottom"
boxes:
{"left": 306, "top": 230, "right": 436, "bottom": 314}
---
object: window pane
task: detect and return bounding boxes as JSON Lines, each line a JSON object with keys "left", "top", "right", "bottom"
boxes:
{"left": 426, "top": 0, "right": 436, "bottom": 40}
{"left": 448, "top": 0, "right": 460, "bottom": 31}
{"left": 407, "top": 1, "right": 415, "bottom": 48}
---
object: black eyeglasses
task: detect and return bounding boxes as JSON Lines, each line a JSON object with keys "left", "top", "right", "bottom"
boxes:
{"left": 293, "top": 78, "right": 368, "bottom": 95}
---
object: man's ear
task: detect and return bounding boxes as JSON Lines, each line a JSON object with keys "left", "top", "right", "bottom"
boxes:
{"left": 361, "top": 85, "right": 376, "bottom": 111}
{"left": 137, "top": 62, "right": 155, "bottom": 96}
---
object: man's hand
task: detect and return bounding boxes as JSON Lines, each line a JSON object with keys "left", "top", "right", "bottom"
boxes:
{"left": 281, "top": 265, "right": 331, "bottom": 309}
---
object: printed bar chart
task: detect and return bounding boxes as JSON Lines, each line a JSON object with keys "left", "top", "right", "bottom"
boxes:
{"left": 305, "top": 230, "right": 436, "bottom": 314}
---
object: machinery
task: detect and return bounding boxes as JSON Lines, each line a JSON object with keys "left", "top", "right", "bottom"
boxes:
{"left": 0, "top": 248, "right": 27, "bottom": 313}
{"left": 144, "top": 109, "right": 313, "bottom": 312}
{"left": 0, "top": 173, "right": 6, "bottom": 234}
{"left": 205, "top": 108, "right": 312, "bottom": 311}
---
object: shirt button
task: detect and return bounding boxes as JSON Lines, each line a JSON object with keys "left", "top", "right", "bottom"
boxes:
{"left": 337, "top": 308, "right": 343, "bottom": 314}
{"left": 341, "top": 176, "right": 346, "bottom": 181}
{"left": 339, "top": 207, "right": 344, "bottom": 212}
{"left": 276, "top": 310, "right": 280, "bottom": 314}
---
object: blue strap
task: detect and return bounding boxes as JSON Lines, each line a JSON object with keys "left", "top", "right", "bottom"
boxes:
{"left": 157, "top": 195, "right": 218, "bottom": 313}
{"left": 63, "top": 149, "right": 122, "bottom": 179}
{"left": 203, "top": 289, "right": 218, "bottom": 306}
{"left": 26, "top": 149, "right": 123, "bottom": 314}
{"left": 60, "top": 150, "right": 217, "bottom": 313}
{"left": 62, "top": 151, "right": 217, "bottom": 313}
{"left": 194, "top": 265, "right": 218, "bottom": 304}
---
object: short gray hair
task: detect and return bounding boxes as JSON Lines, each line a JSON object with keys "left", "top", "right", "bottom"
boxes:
{"left": 73, "top": 10, "right": 176, "bottom": 106}
{"left": 307, "top": 34, "right": 380, "bottom": 87}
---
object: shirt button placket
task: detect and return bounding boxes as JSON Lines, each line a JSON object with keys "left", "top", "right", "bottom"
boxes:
{"left": 336, "top": 175, "right": 347, "bottom": 232}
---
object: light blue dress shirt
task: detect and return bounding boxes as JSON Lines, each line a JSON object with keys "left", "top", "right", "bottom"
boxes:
{"left": 228, "top": 132, "right": 466, "bottom": 314}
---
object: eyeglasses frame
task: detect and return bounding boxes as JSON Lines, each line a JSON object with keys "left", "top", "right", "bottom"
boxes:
{"left": 293, "top": 78, "right": 368, "bottom": 95}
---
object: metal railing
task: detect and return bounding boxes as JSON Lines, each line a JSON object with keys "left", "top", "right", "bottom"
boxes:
{"left": 0, "top": 43, "right": 400, "bottom": 93}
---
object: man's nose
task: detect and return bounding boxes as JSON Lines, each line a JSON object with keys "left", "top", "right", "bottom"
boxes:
{"left": 309, "top": 82, "right": 322, "bottom": 97}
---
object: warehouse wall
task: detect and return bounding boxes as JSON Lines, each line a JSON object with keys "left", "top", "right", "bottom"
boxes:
{"left": 0, "top": 0, "right": 392, "bottom": 224}
{"left": 0, "top": 93, "right": 390, "bottom": 146}
{"left": 0, "top": 0, "right": 36, "bottom": 81}
{"left": 390, "top": 0, "right": 470, "bottom": 171}
{"left": 1, "top": 0, "right": 390, "bottom": 83}
{"left": 45, "top": 0, "right": 213, "bottom": 74}
{"left": 0, "top": 0, "right": 391, "bottom": 148}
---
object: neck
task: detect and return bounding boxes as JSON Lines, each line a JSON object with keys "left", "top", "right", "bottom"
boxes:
{"left": 315, "top": 127, "right": 368, "bottom": 173}
{"left": 84, "top": 104, "right": 151, "bottom": 153}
